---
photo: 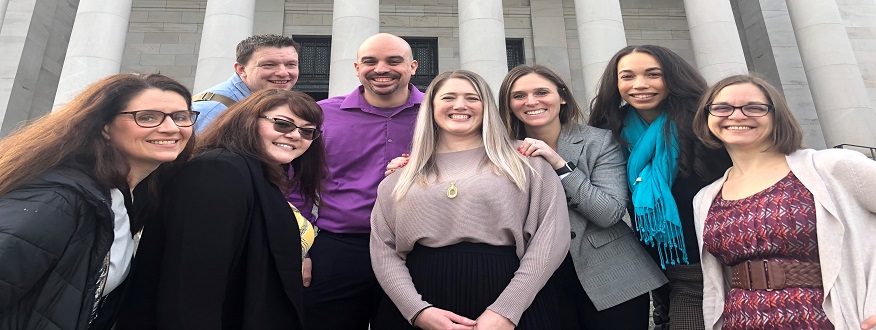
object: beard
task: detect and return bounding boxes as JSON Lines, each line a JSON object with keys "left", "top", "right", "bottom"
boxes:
{"left": 364, "top": 72, "right": 403, "bottom": 95}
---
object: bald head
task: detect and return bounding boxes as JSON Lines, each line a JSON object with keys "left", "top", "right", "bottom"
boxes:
{"left": 354, "top": 33, "right": 419, "bottom": 108}
{"left": 357, "top": 33, "right": 413, "bottom": 61}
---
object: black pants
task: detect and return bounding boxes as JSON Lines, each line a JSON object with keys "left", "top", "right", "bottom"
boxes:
{"left": 303, "top": 231, "right": 382, "bottom": 330}
{"left": 373, "top": 242, "right": 565, "bottom": 329}
{"left": 550, "top": 254, "right": 651, "bottom": 330}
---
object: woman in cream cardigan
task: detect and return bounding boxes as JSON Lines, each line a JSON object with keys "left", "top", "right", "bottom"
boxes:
{"left": 691, "top": 74, "right": 876, "bottom": 329}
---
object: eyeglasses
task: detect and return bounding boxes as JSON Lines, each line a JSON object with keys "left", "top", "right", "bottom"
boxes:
{"left": 118, "top": 110, "right": 200, "bottom": 128}
{"left": 706, "top": 104, "right": 773, "bottom": 118}
{"left": 259, "top": 115, "right": 322, "bottom": 140}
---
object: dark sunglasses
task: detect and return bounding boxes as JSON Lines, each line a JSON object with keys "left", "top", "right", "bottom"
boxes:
{"left": 259, "top": 115, "right": 321, "bottom": 140}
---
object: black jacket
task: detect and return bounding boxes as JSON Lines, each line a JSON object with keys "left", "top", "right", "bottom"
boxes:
{"left": 0, "top": 167, "right": 114, "bottom": 330}
{"left": 116, "top": 148, "right": 305, "bottom": 329}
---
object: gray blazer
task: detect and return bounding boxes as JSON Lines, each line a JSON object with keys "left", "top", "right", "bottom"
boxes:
{"left": 556, "top": 122, "right": 667, "bottom": 310}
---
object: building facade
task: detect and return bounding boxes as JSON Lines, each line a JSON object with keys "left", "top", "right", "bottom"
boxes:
{"left": 2, "top": 0, "right": 876, "bottom": 149}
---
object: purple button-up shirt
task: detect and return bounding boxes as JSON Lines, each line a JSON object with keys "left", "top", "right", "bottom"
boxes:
{"left": 287, "top": 84, "right": 424, "bottom": 234}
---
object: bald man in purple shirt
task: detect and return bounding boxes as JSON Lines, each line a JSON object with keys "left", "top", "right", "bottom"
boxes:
{"left": 286, "top": 33, "right": 423, "bottom": 329}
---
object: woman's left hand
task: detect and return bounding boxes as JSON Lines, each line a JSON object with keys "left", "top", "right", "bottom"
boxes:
{"left": 862, "top": 315, "right": 876, "bottom": 329}
{"left": 473, "top": 310, "right": 514, "bottom": 330}
{"left": 384, "top": 154, "right": 410, "bottom": 176}
{"left": 518, "top": 138, "right": 566, "bottom": 170}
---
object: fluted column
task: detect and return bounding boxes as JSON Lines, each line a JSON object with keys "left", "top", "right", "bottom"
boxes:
{"left": 458, "top": 0, "right": 507, "bottom": 95}
{"left": 786, "top": 0, "right": 876, "bottom": 147}
{"left": 574, "top": 0, "right": 627, "bottom": 105}
{"left": 192, "top": 0, "right": 255, "bottom": 93}
{"left": 327, "top": 0, "right": 378, "bottom": 97}
{"left": 52, "top": 0, "right": 133, "bottom": 109}
{"left": 683, "top": 0, "right": 748, "bottom": 84}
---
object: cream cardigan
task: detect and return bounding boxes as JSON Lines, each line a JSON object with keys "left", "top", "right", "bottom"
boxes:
{"left": 693, "top": 148, "right": 876, "bottom": 329}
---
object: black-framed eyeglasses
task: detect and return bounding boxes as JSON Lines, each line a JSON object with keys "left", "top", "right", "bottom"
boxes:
{"left": 706, "top": 104, "right": 773, "bottom": 118}
{"left": 259, "top": 115, "right": 322, "bottom": 140}
{"left": 118, "top": 110, "right": 200, "bottom": 128}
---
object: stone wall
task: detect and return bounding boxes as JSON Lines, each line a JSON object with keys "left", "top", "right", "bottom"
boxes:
{"left": 122, "top": 0, "right": 205, "bottom": 89}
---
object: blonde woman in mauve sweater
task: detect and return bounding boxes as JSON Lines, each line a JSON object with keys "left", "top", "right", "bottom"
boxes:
{"left": 370, "top": 70, "right": 571, "bottom": 330}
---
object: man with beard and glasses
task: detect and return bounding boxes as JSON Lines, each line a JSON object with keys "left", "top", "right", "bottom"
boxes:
{"left": 286, "top": 33, "right": 422, "bottom": 330}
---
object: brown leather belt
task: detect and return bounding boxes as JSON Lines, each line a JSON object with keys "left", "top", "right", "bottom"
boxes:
{"left": 730, "top": 259, "right": 822, "bottom": 291}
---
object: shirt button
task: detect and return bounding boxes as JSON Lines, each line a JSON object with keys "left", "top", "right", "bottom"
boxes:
{"left": 388, "top": 138, "right": 393, "bottom": 143}
{"left": 570, "top": 232, "right": 577, "bottom": 239}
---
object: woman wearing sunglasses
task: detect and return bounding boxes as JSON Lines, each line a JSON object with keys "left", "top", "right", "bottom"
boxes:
{"left": 124, "top": 89, "right": 326, "bottom": 329}
{"left": 0, "top": 73, "right": 194, "bottom": 329}
{"left": 691, "top": 74, "right": 876, "bottom": 329}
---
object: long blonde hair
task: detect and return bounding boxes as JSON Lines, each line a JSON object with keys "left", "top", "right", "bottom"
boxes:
{"left": 392, "top": 70, "right": 531, "bottom": 200}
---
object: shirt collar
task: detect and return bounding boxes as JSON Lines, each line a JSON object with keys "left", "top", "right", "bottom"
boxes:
{"left": 232, "top": 73, "right": 253, "bottom": 96}
{"left": 339, "top": 84, "right": 424, "bottom": 117}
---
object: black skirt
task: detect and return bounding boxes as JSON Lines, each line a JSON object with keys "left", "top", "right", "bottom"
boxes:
{"left": 372, "top": 242, "right": 564, "bottom": 329}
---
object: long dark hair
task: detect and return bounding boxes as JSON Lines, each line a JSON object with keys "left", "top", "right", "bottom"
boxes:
{"left": 588, "top": 45, "right": 729, "bottom": 180}
{"left": 197, "top": 89, "right": 326, "bottom": 206}
{"left": 0, "top": 73, "right": 194, "bottom": 196}
{"left": 499, "top": 64, "right": 583, "bottom": 139}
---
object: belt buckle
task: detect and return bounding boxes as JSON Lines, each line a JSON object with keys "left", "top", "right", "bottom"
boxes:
{"left": 743, "top": 259, "right": 787, "bottom": 291}
{"left": 745, "top": 260, "right": 770, "bottom": 291}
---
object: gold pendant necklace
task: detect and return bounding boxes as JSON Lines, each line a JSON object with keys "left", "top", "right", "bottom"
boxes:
{"left": 446, "top": 181, "right": 458, "bottom": 199}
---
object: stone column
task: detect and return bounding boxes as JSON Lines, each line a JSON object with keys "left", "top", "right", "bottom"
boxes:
{"left": 530, "top": 0, "right": 572, "bottom": 84}
{"left": 192, "top": 0, "right": 255, "bottom": 93}
{"left": 1, "top": 0, "right": 78, "bottom": 135}
{"left": 0, "top": 0, "right": 9, "bottom": 30}
{"left": 52, "top": 0, "right": 133, "bottom": 109}
{"left": 786, "top": 0, "right": 876, "bottom": 147}
{"left": 683, "top": 0, "right": 748, "bottom": 84}
{"left": 327, "top": 0, "right": 378, "bottom": 97}
{"left": 458, "top": 0, "right": 507, "bottom": 95}
{"left": 574, "top": 0, "right": 627, "bottom": 105}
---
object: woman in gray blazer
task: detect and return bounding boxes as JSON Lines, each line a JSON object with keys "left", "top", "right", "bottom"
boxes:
{"left": 497, "top": 65, "right": 667, "bottom": 329}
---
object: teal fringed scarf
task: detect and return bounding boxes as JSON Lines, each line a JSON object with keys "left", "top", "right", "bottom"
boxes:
{"left": 621, "top": 109, "right": 687, "bottom": 269}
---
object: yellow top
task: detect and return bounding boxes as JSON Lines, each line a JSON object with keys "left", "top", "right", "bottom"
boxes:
{"left": 289, "top": 202, "right": 317, "bottom": 260}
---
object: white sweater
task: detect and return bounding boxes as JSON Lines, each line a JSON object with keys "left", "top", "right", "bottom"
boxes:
{"left": 693, "top": 149, "right": 876, "bottom": 329}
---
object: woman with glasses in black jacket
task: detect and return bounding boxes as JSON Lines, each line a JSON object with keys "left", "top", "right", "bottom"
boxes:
{"left": 0, "top": 73, "right": 195, "bottom": 329}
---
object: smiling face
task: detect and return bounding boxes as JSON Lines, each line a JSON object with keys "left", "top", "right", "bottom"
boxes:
{"left": 508, "top": 73, "right": 564, "bottom": 132}
{"left": 234, "top": 46, "right": 299, "bottom": 92}
{"left": 354, "top": 34, "right": 418, "bottom": 106}
{"left": 707, "top": 82, "right": 774, "bottom": 152}
{"left": 258, "top": 104, "right": 314, "bottom": 165}
{"left": 617, "top": 52, "right": 668, "bottom": 123}
{"left": 104, "top": 88, "right": 192, "bottom": 177}
{"left": 433, "top": 78, "right": 484, "bottom": 143}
